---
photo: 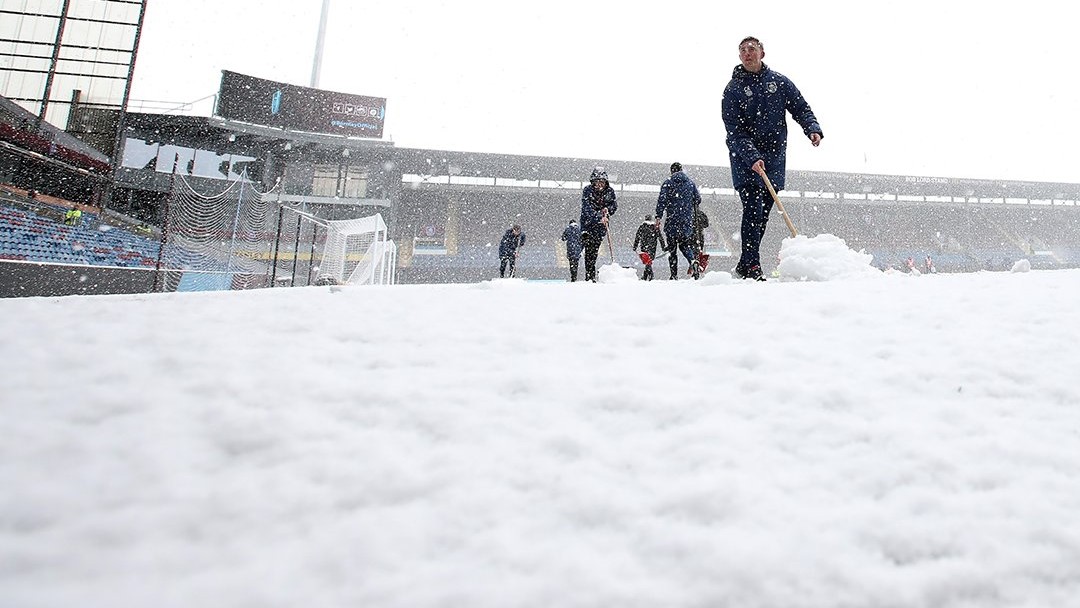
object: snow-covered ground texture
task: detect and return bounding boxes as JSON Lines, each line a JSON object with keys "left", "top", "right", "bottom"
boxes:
{"left": 2, "top": 265, "right": 1080, "bottom": 608}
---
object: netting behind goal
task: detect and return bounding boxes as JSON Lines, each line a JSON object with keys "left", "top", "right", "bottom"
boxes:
{"left": 160, "top": 174, "right": 275, "bottom": 292}
{"left": 318, "top": 214, "right": 397, "bottom": 285}
{"left": 161, "top": 177, "right": 396, "bottom": 290}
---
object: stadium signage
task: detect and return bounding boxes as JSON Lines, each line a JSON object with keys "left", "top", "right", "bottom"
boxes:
{"left": 905, "top": 176, "right": 948, "bottom": 185}
{"left": 215, "top": 70, "right": 385, "bottom": 138}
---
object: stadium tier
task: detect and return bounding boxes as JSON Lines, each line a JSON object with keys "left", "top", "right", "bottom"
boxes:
{"left": 0, "top": 202, "right": 159, "bottom": 267}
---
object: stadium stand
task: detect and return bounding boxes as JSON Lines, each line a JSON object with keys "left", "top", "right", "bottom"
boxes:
{"left": 0, "top": 197, "right": 160, "bottom": 268}
{"left": 392, "top": 179, "right": 1080, "bottom": 281}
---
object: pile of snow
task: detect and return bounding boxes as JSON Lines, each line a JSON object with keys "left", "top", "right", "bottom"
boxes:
{"left": 699, "top": 268, "right": 738, "bottom": 285}
{"left": 1011, "top": 258, "right": 1032, "bottom": 273}
{"left": 474, "top": 277, "right": 528, "bottom": 289}
{"left": 777, "top": 233, "right": 881, "bottom": 281}
{"left": 597, "top": 262, "right": 638, "bottom": 283}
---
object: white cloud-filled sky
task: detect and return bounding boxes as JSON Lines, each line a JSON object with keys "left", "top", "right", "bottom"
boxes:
{"left": 127, "top": 0, "right": 1080, "bottom": 184}
{"left": 2, "top": 239, "right": 1080, "bottom": 607}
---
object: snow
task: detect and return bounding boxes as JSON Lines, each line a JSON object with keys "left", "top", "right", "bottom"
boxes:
{"left": 3, "top": 258, "right": 1080, "bottom": 608}
{"left": 1011, "top": 259, "right": 1032, "bottom": 273}
{"left": 778, "top": 234, "right": 882, "bottom": 282}
{"left": 598, "top": 262, "right": 639, "bottom": 284}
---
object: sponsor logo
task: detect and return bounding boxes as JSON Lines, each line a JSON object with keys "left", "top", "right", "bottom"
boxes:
{"left": 331, "top": 119, "right": 378, "bottom": 130}
{"left": 766, "top": 81, "right": 778, "bottom": 94}
{"left": 332, "top": 102, "right": 384, "bottom": 120}
{"left": 744, "top": 86, "right": 753, "bottom": 97}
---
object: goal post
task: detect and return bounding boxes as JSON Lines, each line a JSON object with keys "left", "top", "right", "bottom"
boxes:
{"left": 318, "top": 213, "right": 397, "bottom": 285}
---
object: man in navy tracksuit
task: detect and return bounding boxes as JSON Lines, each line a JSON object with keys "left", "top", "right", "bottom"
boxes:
{"left": 655, "top": 162, "right": 703, "bottom": 280}
{"left": 722, "top": 36, "right": 822, "bottom": 281}
{"left": 498, "top": 224, "right": 525, "bottom": 278}
{"left": 579, "top": 167, "right": 617, "bottom": 282}
{"left": 560, "top": 219, "right": 583, "bottom": 282}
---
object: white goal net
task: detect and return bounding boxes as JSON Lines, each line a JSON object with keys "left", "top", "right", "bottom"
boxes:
{"left": 161, "top": 174, "right": 275, "bottom": 292}
{"left": 318, "top": 213, "right": 397, "bottom": 285}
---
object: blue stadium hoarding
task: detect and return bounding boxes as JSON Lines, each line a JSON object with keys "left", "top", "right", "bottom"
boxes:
{"left": 215, "top": 70, "right": 385, "bottom": 138}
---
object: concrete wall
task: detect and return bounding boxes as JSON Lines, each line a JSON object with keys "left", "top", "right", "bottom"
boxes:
{"left": 0, "top": 260, "right": 157, "bottom": 298}
{"left": 0, "top": 261, "right": 271, "bottom": 298}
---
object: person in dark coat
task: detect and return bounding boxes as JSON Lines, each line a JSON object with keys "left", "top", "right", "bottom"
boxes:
{"left": 632, "top": 214, "right": 665, "bottom": 281}
{"left": 655, "top": 162, "right": 703, "bottom": 280}
{"left": 722, "top": 36, "right": 822, "bottom": 281}
{"left": 693, "top": 207, "right": 709, "bottom": 254}
{"left": 560, "top": 219, "right": 583, "bottom": 282}
{"left": 498, "top": 224, "right": 525, "bottom": 278}
{"left": 579, "top": 166, "right": 618, "bottom": 282}
{"left": 686, "top": 205, "right": 711, "bottom": 274}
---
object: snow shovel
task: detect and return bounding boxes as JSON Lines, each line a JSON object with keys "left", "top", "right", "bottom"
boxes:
{"left": 602, "top": 209, "right": 616, "bottom": 263}
{"left": 601, "top": 215, "right": 634, "bottom": 270}
{"left": 760, "top": 173, "right": 799, "bottom": 238}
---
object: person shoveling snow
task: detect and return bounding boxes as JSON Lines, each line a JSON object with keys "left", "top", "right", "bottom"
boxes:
{"left": 579, "top": 166, "right": 618, "bottom": 283}
{"left": 721, "top": 34, "right": 824, "bottom": 281}
{"left": 656, "top": 162, "right": 705, "bottom": 280}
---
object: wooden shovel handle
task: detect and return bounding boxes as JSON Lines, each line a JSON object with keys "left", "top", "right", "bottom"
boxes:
{"left": 760, "top": 173, "right": 799, "bottom": 238}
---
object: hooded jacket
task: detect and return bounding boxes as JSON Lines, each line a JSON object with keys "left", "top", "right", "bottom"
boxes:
{"left": 561, "top": 222, "right": 583, "bottom": 259}
{"left": 579, "top": 183, "right": 618, "bottom": 240}
{"left": 655, "top": 171, "right": 701, "bottom": 241}
{"left": 632, "top": 220, "right": 665, "bottom": 256}
{"left": 721, "top": 63, "right": 822, "bottom": 191}
{"left": 499, "top": 228, "right": 525, "bottom": 257}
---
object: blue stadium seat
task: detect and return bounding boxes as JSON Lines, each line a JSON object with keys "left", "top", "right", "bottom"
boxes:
{"left": 0, "top": 203, "right": 161, "bottom": 267}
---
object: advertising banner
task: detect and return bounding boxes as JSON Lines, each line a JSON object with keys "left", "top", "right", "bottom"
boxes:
{"left": 215, "top": 70, "right": 385, "bottom": 138}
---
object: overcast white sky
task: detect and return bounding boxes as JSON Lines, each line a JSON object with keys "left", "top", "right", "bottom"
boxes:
{"left": 129, "top": 1, "right": 1080, "bottom": 184}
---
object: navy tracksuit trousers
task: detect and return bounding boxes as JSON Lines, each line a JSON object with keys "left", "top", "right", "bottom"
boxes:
{"left": 738, "top": 184, "right": 773, "bottom": 271}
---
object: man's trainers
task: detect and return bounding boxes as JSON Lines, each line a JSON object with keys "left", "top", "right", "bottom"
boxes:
{"left": 735, "top": 264, "right": 765, "bottom": 281}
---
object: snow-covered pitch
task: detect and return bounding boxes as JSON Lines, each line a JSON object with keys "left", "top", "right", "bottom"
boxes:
{"left": 2, "top": 237, "right": 1078, "bottom": 608}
